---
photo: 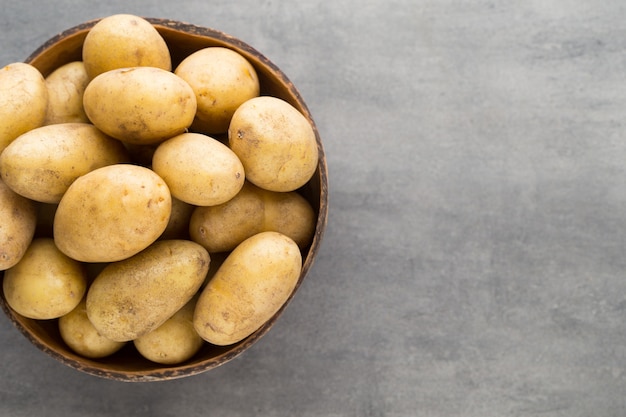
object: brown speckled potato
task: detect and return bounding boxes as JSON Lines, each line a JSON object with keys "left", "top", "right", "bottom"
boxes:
{"left": 134, "top": 296, "right": 204, "bottom": 365}
{"left": 86, "top": 240, "right": 210, "bottom": 342}
{"left": 189, "top": 181, "right": 315, "bottom": 253}
{"left": 3, "top": 238, "right": 87, "bottom": 319}
{"left": 43, "top": 61, "right": 90, "bottom": 125}
{"left": 0, "top": 123, "right": 129, "bottom": 203}
{"left": 53, "top": 164, "right": 172, "bottom": 263}
{"left": 175, "top": 47, "right": 260, "bottom": 134}
{"left": 152, "top": 132, "right": 245, "bottom": 206}
{"left": 194, "top": 231, "right": 302, "bottom": 346}
{"left": 82, "top": 14, "right": 171, "bottom": 80}
{"left": 0, "top": 179, "right": 37, "bottom": 270}
{"left": 228, "top": 96, "right": 318, "bottom": 192}
{"left": 59, "top": 298, "right": 126, "bottom": 359}
{"left": 0, "top": 63, "right": 48, "bottom": 154}
{"left": 83, "top": 67, "right": 197, "bottom": 145}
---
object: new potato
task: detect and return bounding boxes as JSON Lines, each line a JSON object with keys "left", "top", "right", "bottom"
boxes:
{"left": 0, "top": 123, "right": 129, "bottom": 204}
{"left": 44, "top": 61, "right": 90, "bottom": 125}
{"left": 0, "top": 179, "right": 37, "bottom": 270}
{"left": 86, "top": 240, "right": 210, "bottom": 342}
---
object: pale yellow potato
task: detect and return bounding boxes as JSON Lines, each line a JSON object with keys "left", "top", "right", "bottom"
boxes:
{"left": 83, "top": 67, "right": 197, "bottom": 145}
{"left": 190, "top": 181, "right": 315, "bottom": 253}
{"left": 3, "top": 238, "right": 87, "bottom": 319}
{"left": 0, "top": 179, "right": 37, "bottom": 270}
{"left": 152, "top": 132, "right": 245, "bottom": 206}
{"left": 43, "top": 61, "right": 90, "bottom": 125}
{"left": 159, "top": 196, "right": 194, "bottom": 240}
{"left": 59, "top": 298, "right": 126, "bottom": 358}
{"left": 175, "top": 47, "right": 260, "bottom": 134}
{"left": 53, "top": 164, "right": 172, "bottom": 263}
{"left": 82, "top": 14, "right": 171, "bottom": 80}
{"left": 134, "top": 296, "right": 204, "bottom": 365}
{"left": 228, "top": 96, "right": 318, "bottom": 192}
{"left": 0, "top": 63, "right": 48, "bottom": 154}
{"left": 86, "top": 240, "right": 210, "bottom": 342}
{"left": 0, "top": 123, "right": 129, "bottom": 203}
{"left": 194, "top": 231, "right": 302, "bottom": 346}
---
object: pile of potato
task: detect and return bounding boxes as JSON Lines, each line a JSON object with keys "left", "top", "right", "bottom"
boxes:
{"left": 0, "top": 14, "right": 318, "bottom": 365}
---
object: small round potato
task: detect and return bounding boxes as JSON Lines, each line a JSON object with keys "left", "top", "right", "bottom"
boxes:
{"left": 44, "top": 61, "right": 90, "bottom": 125}
{"left": 53, "top": 164, "right": 172, "bottom": 263}
{"left": 59, "top": 299, "right": 126, "bottom": 359}
{"left": 3, "top": 238, "right": 87, "bottom": 320}
{"left": 82, "top": 14, "right": 171, "bottom": 80}
{"left": 0, "top": 63, "right": 48, "bottom": 154}
{"left": 0, "top": 179, "right": 37, "bottom": 270}
{"left": 194, "top": 231, "right": 302, "bottom": 346}
{"left": 152, "top": 132, "right": 245, "bottom": 206}
{"left": 86, "top": 240, "right": 210, "bottom": 342}
{"left": 0, "top": 123, "right": 129, "bottom": 203}
{"left": 228, "top": 96, "right": 318, "bottom": 192}
{"left": 175, "top": 47, "right": 260, "bottom": 134}
{"left": 190, "top": 181, "right": 315, "bottom": 252}
{"left": 83, "top": 67, "right": 197, "bottom": 145}
{"left": 134, "top": 296, "right": 204, "bottom": 365}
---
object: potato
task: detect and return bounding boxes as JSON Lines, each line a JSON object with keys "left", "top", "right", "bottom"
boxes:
{"left": 174, "top": 47, "right": 260, "bottom": 134}
{"left": 86, "top": 240, "right": 210, "bottom": 342}
{"left": 228, "top": 96, "right": 318, "bottom": 192}
{"left": 83, "top": 67, "right": 197, "bottom": 145}
{"left": 159, "top": 196, "right": 194, "bottom": 240}
{"left": 152, "top": 132, "right": 245, "bottom": 206}
{"left": 194, "top": 231, "right": 302, "bottom": 346}
{"left": 0, "top": 63, "right": 48, "bottom": 154}
{"left": 0, "top": 179, "right": 37, "bottom": 270}
{"left": 0, "top": 123, "right": 129, "bottom": 203}
{"left": 134, "top": 296, "right": 204, "bottom": 364}
{"left": 82, "top": 14, "right": 171, "bottom": 80}
{"left": 189, "top": 181, "right": 315, "bottom": 252}
{"left": 44, "top": 61, "right": 90, "bottom": 125}
{"left": 3, "top": 238, "right": 87, "bottom": 319}
{"left": 53, "top": 164, "right": 172, "bottom": 263}
{"left": 59, "top": 298, "right": 126, "bottom": 359}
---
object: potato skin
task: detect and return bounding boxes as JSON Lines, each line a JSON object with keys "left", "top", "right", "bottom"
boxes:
{"left": 0, "top": 123, "right": 129, "bottom": 203}
{"left": 3, "top": 238, "right": 87, "bottom": 319}
{"left": 0, "top": 179, "right": 37, "bottom": 270}
{"left": 228, "top": 96, "right": 318, "bottom": 192}
{"left": 44, "top": 61, "right": 90, "bottom": 125}
{"left": 82, "top": 14, "right": 171, "bottom": 80}
{"left": 134, "top": 296, "right": 204, "bottom": 364}
{"left": 86, "top": 240, "right": 210, "bottom": 342}
{"left": 83, "top": 67, "right": 197, "bottom": 145}
{"left": 59, "top": 298, "right": 126, "bottom": 358}
{"left": 0, "top": 63, "right": 48, "bottom": 154}
{"left": 53, "top": 164, "right": 172, "bottom": 263}
{"left": 152, "top": 132, "right": 245, "bottom": 206}
{"left": 189, "top": 181, "right": 315, "bottom": 252}
{"left": 194, "top": 231, "right": 302, "bottom": 346}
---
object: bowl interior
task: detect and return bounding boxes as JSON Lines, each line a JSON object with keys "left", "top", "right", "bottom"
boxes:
{"left": 0, "top": 18, "right": 328, "bottom": 381}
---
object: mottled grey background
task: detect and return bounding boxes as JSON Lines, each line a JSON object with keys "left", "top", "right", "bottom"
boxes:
{"left": 2, "top": 0, "right": 626, "bottom": 416}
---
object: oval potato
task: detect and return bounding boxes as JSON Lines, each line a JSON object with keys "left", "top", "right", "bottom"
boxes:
{"left": 0, "top": 179, "right": 37, "bottom": 270}
{"left": 3, "top": 238, "right": 87, "bottom": 319}
{"left": 228, "top": 96, "right": 318, "bottom": 192}
{"left": 0, "top": 63, "right": 48, "bottom": 154}
{"left": 86, "top": 240, "right": 210, "bottom": 342}
{"left": 190, "top": 181, "right": 315, "bottom": 252}
{"left": 53, "top": 164, "right": 172, "bottom": 263}
{"left": 0, "top": 123, "right": 129, "bottom": 203}
{"left": 44, "top": 61, "right": 90, "bottom": 125}
{"left": 82, "top": 14, "right": 171, "bottom": 80}
{"left": 83, "top": 67, "right": 197, "bottom": 145}
{"left": 194, "top": 231, "right": 302, "bottom": 346}
{"left": 152, "top": 132, "right": 245, "bottom": 206}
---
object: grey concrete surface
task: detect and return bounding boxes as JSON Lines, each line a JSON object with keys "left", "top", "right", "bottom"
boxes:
{"left": 2, "top": 0, "right": 626, "bottom": 416}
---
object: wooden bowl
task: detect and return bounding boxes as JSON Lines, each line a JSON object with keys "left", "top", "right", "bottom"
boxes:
{"left": 0, "top": 18, "right": 328, "bottom": 382}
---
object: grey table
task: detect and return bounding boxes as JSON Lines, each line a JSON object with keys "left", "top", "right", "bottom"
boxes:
{"left": 2, "top": 1, "right": 626, "bottom": 416}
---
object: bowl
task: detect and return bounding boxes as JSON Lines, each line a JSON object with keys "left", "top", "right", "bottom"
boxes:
{"left": 0, "top": 17, "right": 328, "bottom": 382}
